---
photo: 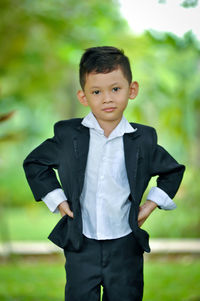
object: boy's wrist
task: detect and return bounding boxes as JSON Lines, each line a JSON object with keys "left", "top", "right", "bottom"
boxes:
{"left": 145, "top": 199, "right": 158, "bottom": 211}
{"left": 138, "top": 200, "right": 157, "bottom": 227}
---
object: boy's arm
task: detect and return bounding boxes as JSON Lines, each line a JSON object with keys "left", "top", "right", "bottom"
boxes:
{"left": 138, "top": 128, "right": 185, "bottom": 227}
{"left": 23, "top": 122, "right": 62, "bottom": 202}
{"left": 24, "top": 122, "right": 74, "bottom": 218}
{"left": 149, "top": 128, "right": 185, "bottom": 199}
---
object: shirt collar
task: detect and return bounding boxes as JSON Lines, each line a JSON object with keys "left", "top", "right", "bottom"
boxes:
{"left": 81, "top": 112, "right": 137, "bottom": 139}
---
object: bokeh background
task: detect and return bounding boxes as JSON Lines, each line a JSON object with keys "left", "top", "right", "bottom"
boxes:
{"left": 0, "top": 0, "right": 199, "bottom": 300}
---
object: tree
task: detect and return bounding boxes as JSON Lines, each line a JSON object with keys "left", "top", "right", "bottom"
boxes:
{"left": 0, "top": 0, "right": 128, "bottom": 118}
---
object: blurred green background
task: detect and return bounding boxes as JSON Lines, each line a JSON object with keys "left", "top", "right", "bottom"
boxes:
{"left": 0, "top": 0, "right": 199, "bottom": 300}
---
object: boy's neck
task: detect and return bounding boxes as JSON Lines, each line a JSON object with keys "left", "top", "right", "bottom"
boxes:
{"left": 95, "top": 117, "right": 123, "bottom": 138}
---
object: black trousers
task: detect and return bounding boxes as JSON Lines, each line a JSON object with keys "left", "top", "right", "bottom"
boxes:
{"left": 63, "top": 231, "right": 144, "bottom": 301}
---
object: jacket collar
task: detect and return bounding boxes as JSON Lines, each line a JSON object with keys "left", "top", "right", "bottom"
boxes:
{"left": 81, "top": 112, "right": 138, "bottom": 139}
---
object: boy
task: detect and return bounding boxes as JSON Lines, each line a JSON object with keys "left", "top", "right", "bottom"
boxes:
{"left": 23, "top": 46, "right": 185, "bottom": 301}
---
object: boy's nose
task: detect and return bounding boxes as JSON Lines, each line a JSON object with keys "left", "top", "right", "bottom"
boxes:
{"left": 103, "top": 93, "right": 112, "bottom": 103}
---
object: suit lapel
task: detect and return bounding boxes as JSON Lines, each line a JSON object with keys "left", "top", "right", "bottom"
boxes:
{"left": 123, "top": 130, "right": 141, "bottom": 202}
{"left": 72, "top": 124, "right": 90, "bottom": 196}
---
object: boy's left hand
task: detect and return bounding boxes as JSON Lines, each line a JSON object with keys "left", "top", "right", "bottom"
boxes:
{"left": 138, "top": 200, "right": 157, "bottom": 227}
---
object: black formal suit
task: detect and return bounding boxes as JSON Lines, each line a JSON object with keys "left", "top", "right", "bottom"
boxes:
{"left": 23, "top": 118, "right": 185, "bottom": 253}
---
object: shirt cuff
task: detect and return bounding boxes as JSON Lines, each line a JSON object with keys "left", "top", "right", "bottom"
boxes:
{"left": 147, "top": 187, "right": 177, "bottom": 210}
{"left": 42, "top": 188, "right": 67, "bottom": 213}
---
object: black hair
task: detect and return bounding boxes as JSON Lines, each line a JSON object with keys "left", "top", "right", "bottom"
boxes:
{"left": 79, "top": 46, "right": 132, "bottom": 89}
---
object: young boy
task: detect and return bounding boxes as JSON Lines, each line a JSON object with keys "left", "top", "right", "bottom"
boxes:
{"left": 23, "top": 46, "right": 185, "bottom": 301}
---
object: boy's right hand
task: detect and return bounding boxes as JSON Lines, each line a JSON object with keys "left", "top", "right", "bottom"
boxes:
{"left": 58, "top": 201, "right": 74, "bottom": 218}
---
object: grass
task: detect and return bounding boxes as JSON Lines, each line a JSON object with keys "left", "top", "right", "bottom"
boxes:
{"left": 143, "top": 258, "right": 200, "bottom": 301}
{"left": 0, "top": 255, "right": 65, "bottom": 301}
{"left": 0, "top": 256, "right": 199, "bottom": 301}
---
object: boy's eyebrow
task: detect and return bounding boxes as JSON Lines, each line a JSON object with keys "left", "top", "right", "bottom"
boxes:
{"left": 90, "top": 86, "right": 100, "bottom": 89}
{"left": 111, "top": 82, "right": 120, "bottom": 86}
{"left": 90, "top": 82, "right": 120, "bottom": 89}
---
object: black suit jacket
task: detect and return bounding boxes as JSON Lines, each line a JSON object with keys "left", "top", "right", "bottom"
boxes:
{"left": 23, "top": 118, "right": 185, "bottom": 253}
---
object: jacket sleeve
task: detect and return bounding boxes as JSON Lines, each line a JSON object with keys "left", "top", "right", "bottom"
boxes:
{"left": 150, "top": 128, "right": 185, "bottom": 199}
{"left": 23, "top": 122, "right": 62, "bottom": 202}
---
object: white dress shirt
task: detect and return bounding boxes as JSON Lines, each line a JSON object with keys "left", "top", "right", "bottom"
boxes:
{"left": 42, "top": 112, "right": 176, "bottom": 240}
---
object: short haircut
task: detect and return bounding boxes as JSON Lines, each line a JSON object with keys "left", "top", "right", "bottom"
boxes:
{"left": 79, "top": 46, "right": 132, "bottom": 89}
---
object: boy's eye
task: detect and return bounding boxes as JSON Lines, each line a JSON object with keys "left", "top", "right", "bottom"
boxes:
{"left": 112, "top": 87, "right": 120, "bottom": 92}
{"left": 92, "top": 90, "right": 100, "bottom": 95}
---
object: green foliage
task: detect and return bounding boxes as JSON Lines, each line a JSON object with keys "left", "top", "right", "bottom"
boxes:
{"left": 0, "top": 0, "right": 127, "bottom": 116}
{"left": 181, "top": 0, "right": 199, "bottom": 7}
{"left": 5, "top": 206, "right": 60, "bottom": 241}
{"left": 158, "top": 0, "right": 199, "bottom": 7}
{"left": 125, "top": 31, "right": 200, "bottom": 159}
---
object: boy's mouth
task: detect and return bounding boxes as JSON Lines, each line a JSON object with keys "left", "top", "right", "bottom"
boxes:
{"left": 102, "top": 107, "right": 116, "bottom": 112}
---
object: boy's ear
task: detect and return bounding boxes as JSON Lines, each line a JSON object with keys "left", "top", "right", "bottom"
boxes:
{"left": 129, "top": 81, "right": 139, "bottom": 100}
{"left": 77, "top": 90, "right": 89, "bottom": 106}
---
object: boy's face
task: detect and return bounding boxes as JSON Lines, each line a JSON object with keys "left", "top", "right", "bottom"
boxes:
{"left": 77, "top": 68, "right": 138, "bottom": 127}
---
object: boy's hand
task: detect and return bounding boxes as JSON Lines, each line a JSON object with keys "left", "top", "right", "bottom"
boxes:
{"left": 138, "top": 200, "right": 157, "bottom": 227}
{"left": 58, "top": 201, "right": 74, "bottom": 218}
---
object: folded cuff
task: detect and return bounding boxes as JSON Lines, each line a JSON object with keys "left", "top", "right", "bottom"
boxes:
{"left": 147, "top": 187, "right": 177, "bottom": 210}
{"left": 42, "top": 188, "right": 67, "bottom": 213}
